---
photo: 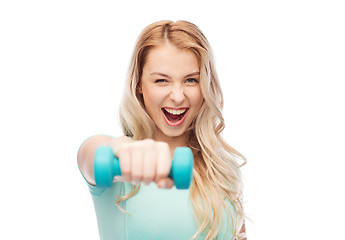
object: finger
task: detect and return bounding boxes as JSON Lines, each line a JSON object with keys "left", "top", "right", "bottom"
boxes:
{"left": 142, "top": 147, "right": 156, "bottom": 185}
{"left": 154, "top": 142, "right": 171, "bottom": 182}
{"left": 130, "top": 146, "right": 143, "bottom": 185}
{"left": 157, "top": 177, "right": 174, "bottom": 189}
{"left": 117, "top": 144, "right": 131, "bottom": 182}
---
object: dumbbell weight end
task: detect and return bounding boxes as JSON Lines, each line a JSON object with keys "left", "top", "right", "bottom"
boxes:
{"left": 94, "top": 146, "right": 121, "bottom": 188}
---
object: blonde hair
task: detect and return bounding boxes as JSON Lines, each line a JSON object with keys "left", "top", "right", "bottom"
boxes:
{"left": 118, "top": 20, "right": 246, "bottom": 239}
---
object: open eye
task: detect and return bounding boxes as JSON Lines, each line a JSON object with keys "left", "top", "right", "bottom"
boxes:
{"left": 185, "top": 78, "right": 199, "bottom": 84}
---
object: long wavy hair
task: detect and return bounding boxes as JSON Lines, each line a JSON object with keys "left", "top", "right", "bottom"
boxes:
{"left": 118, "top": 20, "right": 246, "bottom": 240}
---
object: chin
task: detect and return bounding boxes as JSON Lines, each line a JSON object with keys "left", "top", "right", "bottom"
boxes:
{"left": 158, "top": 125, "right": 189, "bottom": 138}
{"left": 162, "top": 129, "right": 185, "bottom": 137}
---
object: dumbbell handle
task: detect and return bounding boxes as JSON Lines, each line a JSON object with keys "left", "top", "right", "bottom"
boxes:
{"left": 94, "top": 146, "right": 194, "bottom": 189}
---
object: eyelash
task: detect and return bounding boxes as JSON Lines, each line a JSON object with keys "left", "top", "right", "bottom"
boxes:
{"left": 186, "top": 78, "right": 199, "bottom": 83}
{"left": 155, "top": 78, "right": 199, "bottom": 83}
{"left": 155, "top": 79, "right": 167, "bottom": 83}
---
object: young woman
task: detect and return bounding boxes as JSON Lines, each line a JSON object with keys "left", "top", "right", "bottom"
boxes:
{"left": 78, "top": 20, "right": 247, "bottom": 240}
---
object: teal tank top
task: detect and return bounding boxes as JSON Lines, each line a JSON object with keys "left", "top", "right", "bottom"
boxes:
{"left": 86, "top": 181, "right": 236, "bottom": 240}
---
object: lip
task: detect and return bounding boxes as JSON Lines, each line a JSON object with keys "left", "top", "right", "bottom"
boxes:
{"left": 161, "top": 108, "right": 189, "bottom": 127}
{"left": 162, "top": 107, "right": 188, "bottom": 110}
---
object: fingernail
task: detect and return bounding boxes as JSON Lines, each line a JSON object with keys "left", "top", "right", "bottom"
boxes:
{"left": 159, "top": 181, "right": 168, "bottom": 189}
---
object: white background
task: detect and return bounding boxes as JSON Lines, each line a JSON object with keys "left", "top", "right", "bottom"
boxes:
{"left": 1, "top": 0, "right": 344, "bottom": 239}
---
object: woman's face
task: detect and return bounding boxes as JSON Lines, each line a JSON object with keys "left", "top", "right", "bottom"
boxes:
{"left": 140, "top": 42, "right": 203, "bottom": 140}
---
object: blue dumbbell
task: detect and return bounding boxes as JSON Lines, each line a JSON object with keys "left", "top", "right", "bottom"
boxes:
{"left": 94, "top": 146, "right": 194, "bottom": 189}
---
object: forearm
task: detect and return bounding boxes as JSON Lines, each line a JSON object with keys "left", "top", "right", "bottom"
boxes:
{"left": 77, "top": 135, "right": 132, "bottom": 185}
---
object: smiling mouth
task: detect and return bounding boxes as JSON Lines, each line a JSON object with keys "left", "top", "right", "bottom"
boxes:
{"left": 162, "top": 108, "right": 189, "bottom": 126}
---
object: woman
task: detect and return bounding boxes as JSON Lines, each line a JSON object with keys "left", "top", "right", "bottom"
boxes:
{"left": 78, "top": 20, "right": 247, "bottom": 240}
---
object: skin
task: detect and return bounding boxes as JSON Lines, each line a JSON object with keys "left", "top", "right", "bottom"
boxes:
{"left": 139, "top": 42, "right": 203, "bottom": 150}
{"left": 116, "top": 42, "right": 203, "bottom": 187}
{"left": 127, "top": 42, "right": 203, "bottom": 187}
{"left": 78, "top": 42, "right": 203, "bottom": 188}
{"left": 77, "top": 41, "right": 247, "bottom": 237}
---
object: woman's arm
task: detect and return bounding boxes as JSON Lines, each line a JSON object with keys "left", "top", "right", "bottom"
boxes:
{"left": 77, "top": 135, "right": 132, "bottom": 185}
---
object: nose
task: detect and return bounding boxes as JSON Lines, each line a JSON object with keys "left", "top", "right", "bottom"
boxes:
{"left": 170, "top": 84, "right": 185, "bottom": 105}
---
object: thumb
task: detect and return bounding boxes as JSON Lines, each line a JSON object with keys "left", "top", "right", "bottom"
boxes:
{"left": 157, "top": 178, "right": 174, "bottom": 189}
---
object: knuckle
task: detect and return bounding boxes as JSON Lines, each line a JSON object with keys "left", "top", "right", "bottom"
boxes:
{"left": 121, "top": 169, "right": 131, "bottom": 176}
{"left": 155, "top": 171, "right": 167, "bottom": 180}
{"left": 119, "top": 143, "right": 130, "bottom": 153}
{"left": 143, "top": 138, "right": 154, "bottom": 146}
{"left": 131, "top": 172, "right": 141, "bottom": 178}
{"left": 143, "top": 174, "right": 154, "bottom": 182}
{"left": 157, "top": 141, "right": 168, "bottom": 149}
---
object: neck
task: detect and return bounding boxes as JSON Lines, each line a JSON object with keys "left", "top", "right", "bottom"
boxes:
{"left": 152, "top": 130, "right": 191, "bottom": 157}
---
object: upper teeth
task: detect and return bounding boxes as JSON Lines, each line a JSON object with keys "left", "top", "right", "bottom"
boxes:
{"left": 164, "top": 108, "right": 186, "bottom": 115}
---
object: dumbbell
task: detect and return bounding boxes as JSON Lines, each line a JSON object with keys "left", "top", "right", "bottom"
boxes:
{"left": 94, "top": 146, "right": 194, "bottom": 189}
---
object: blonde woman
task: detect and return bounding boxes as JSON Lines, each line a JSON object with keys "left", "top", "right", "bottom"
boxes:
{"left": 78, "top": 20, "right": 247, "bottom": 240}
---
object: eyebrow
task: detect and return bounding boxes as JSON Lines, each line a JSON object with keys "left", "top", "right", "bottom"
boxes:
{"left": 150, "top": 71, "right": 200, "bottom": 78}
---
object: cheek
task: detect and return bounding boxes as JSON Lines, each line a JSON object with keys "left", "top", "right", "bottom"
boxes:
{"left": 190, "top": 88, "right": 203, "bottom": 109}
{"left": 142, "top": 86, "right": 165, "bottom": 110}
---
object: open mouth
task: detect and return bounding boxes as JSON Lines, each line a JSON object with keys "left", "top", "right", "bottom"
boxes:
{"left": 162, "top": 108, "right": 189, "bottom": 126}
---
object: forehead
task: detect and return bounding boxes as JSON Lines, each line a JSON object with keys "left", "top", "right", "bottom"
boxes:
{"left": 143, "top": 43, "right": 199, "bottom": 75}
